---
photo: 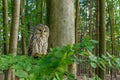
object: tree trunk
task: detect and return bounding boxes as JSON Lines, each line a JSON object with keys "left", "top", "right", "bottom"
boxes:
{"left": 95, "top": 0, "right": 99, "bottom": 75}
{"left": 107, "top": 0, "right": 115, "bottom": 79}
{"left": 35, "top": 0, "right": 44, "bottom": 24}
{"left": 35, "top": 0, "right": 39, "bottom": 24}
{"left": 20, "top": 0, "right": 27, "bottom": 55}
{"left": 41, "top": 0, "right": 44, "bottom": 24}
{"left": 9, "top": 0, "right": 20, "bottom": 55}
{"left": 47, "top": 0, "right": 76, "bottom": 78}
{"left": 8, "top": 0, "right": 20, "bottom": 80}
{"left": 98, "top": 0, "right": 106, "bottom": 79}
{"left": 75, "top": 0, "right": 80, "bottom": 76}
{"left": 2, "top": 0, "right": 10, "bottom": 80}
{"left": 25, "top": 0, "right": 32, "bottom": 43}
{"left": 2, "top": 0, "right": 9, "bottom": 55}
{"left": 26, "top": 0, "right": 32, "bottom": 32}
{"left": 89, "top": 0, "right": 93, "bottom": 38}
{"left": 75, "top": 0, "right": 79, "bottom": 43}
{"left": 88, "top": 0, "right": 93, "bottom": 77}
{"left": 107, "top": 0, "right": 115, "bottom": 56}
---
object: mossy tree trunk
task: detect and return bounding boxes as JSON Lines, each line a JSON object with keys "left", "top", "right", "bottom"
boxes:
{"left": 47, "top": 0, "right": 76, "bottom": 77}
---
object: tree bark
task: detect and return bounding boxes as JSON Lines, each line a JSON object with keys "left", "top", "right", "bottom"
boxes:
{"left": 75, "top": 0, "right": 81, "bottom": 76}
{"left": 20, "top": 0, "right": 27, "bottom": 55}
{"left": 98, "top": 0, "right": 106, "bottom": 79}
{"left": 75, "top": 0, "right": 79, "bottom": 43}
{"left": 25, "top": 0, "right": 32, "bottom": 40}
{"left": 107, "top": 0, "right": 115, "bottom": 55}
{"left": 2, "top": 0, "right": 10, "bottom": 80}
{"left": 9, "top": 0, "right": 20, "bottom": 55}
{"left": 2, "top": 0, "right": 9, "bottom": 55}
{"left": 8, "top": 0, "right": 20, "bottom": 80}
{"left": 107, "top": 0, "right": 115, "bottom": 79}
{"left": 89, "top": 0, "right": 93, "bottom": 38}
{"left": 47, "top": 0, "right": 76, "bottom": 78}
{"left": 95, "top": 0, "right": 99, "bottom": 75}
{"left": 41, "top": 0, "right": 44, "bottom": 24}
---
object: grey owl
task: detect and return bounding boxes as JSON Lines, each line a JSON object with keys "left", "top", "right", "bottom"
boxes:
{"left": 28, "top": 24, "right": 49, "bottom": 57}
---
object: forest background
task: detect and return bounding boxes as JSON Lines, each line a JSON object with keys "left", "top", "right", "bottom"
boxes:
{"left": 0, "top": 0, "right": 120, "bottom": 80}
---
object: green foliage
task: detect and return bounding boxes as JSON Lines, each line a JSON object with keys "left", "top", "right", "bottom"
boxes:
{"left": 0, "top": 39, "right": 120, "bottom": 80}
{"left": 0, "top": 45, "right": 76, "bottom": 80}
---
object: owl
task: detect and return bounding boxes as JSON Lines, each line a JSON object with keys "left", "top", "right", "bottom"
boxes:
{"left": 28, "top": 24, "right": 49, "bottom": 57}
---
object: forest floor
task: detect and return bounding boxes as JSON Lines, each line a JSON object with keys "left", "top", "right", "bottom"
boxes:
{"left": 0, "top": 74, "right": 120, "bottom": 80}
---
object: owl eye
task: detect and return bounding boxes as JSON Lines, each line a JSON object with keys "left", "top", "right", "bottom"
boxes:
{"left": 39, "top": 30, "right": 42, "bottom": 32}
{"left": 44, "top": 30, "right": 47, "bottom": 32}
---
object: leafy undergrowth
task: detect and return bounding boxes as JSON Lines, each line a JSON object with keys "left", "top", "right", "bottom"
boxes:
{"left": 0, "top": 45, "right": 77, "bottom": 80}
{"left": 0, "top": 37, "right": 120, "bottom": 80}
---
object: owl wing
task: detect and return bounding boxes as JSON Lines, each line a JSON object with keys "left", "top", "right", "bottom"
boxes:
{"left": 42, "top": 40, "right": 48, "bottom": 55}
{"left": 28, "top": 34, "right": 40, "bottom": 57}
{"left": 28, "top": 35, "right": 37, "bottom": 56}
{"left": 28, "top": 35, "right": 33, "bottom": 56}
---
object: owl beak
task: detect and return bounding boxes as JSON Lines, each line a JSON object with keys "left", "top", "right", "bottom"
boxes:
{"left": 41, "top": 33, "right": 45, "bottom": 37}
{"left": 41, "top": 35, "right": 44, "bottom": 37}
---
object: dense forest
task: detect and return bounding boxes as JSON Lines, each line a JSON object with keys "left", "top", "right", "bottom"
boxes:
{"left": 0, "top": 0, "right": 120, "bottom": 80}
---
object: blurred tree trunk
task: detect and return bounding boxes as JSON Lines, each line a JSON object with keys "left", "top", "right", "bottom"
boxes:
{"left": 75, "top": 0, "right": 79, "bottom": 43}
{"left": 95, "top": 0, "right": 99, "bottom": 75}
{"left": 2, "top": 0, "right": 9, "bottom": 55}
{"left": 40, "top": 0, "right": 44, "bottom": 24}
{"left": 2, "top": 0, "right": 10, "bottom": 80}
{"left": 26, "top": 0, "right": 32, "bottom": 33}
{"left": 107, "top": 0, "right": 115, "bottom": 79}
{"left": 20, "top": 0, "right": 27, "bottom": 55}
{"left": 89, "top": 0, "right": 93, "bottom": 38}
{"left": 9, "top": 0, "right": 20, "bottom": 55}
{"left": 36, "top": 0, "right": 40, "bottom": 24}
{"left": 98, "top": 0, "right": 106, "bottom": 79}
{"left": 7, "top": 0, "right": 20, "bottom": 80}
{"left": 35, "top": 0, "right": 44, "bottom": 24}
{"left": 107, "top": 0, "right": 115, "bottom": 58}
{"left": 75, "top": 0, "right": 80, "bottom": 76}
{"left": 88, "top": 0, "right": 93, "bottom": 77}
{"left": 47, "top": 0, "right": 76, "bottom": 78}
{"left": 25, "top": 0, "right": 31, "bottom": 42}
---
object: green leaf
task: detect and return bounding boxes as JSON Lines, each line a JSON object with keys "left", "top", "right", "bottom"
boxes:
{"left": 90, "top": 62, "right": 97, "bottom": 68}
{"left": 68, "top": 52, "right": 74, "bottom": 56}
{"left": 15, "top": 70, "right": 28, "bottom": 78}
{"left": 12, "top": 65, "right": 22, "bottom": 70}
{"left": 90, "top": 40, "right": 98, "bottom": 44}
{"left": 55, "top": 52, "right": 64, "bottom": 58}
{"left": 89, "top": 54, "right": 97, "bottom": 62}
{"left": 55, "top": 72, "right": 61, "bottom": 80}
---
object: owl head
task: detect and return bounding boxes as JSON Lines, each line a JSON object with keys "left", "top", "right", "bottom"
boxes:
{"left": 33, "top": 24, "right": 49, "bottom": 37}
